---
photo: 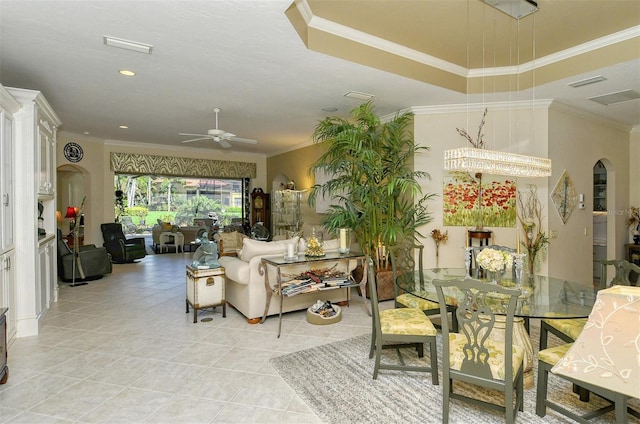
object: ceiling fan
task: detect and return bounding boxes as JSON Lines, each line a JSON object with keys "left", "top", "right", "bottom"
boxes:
{"left": 179, "top": 107, "right": 258, "bottom": 148}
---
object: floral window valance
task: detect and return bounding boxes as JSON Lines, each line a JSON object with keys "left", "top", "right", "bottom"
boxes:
{"left": 109, "top": 152, "right": 256, "bottom": 179}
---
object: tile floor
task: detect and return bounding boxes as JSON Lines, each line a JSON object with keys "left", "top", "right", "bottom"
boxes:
{"left": 1, "top": 252, "right": 372, "bottom": 423}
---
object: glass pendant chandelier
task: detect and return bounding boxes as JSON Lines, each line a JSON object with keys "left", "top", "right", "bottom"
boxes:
{"left": 444, "top": 147, "right": 551, "bottom": 177}
{"left": 445, "top": 0, "right": 551, "bottom": 179}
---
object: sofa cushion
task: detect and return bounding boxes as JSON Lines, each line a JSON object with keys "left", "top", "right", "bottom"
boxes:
{"left": 239, "top": 237, "right": 299, "bottom": 262}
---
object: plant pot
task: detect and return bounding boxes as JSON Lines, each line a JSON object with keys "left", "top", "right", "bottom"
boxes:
{"left": 353, "top": 266, "right": 395, "bottom": 301}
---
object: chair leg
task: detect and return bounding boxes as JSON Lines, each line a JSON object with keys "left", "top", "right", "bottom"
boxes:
{"left": 442, "top": 373, "right": 451, "bottom": 424}
{"left": 539, "top": 321, "right": 549, "bottom": 350}
{"left": 536, "top": 360, "right": 550, "bottom": 417}
{"left": 505, "top": 384, "right": 514, "bottom": 424}
{"left": 429, "top": 338, "right": 439, "bottom": 385}
{"left": 369, "top": 330, "right": 376, "bottom": 359}
{"left": 373, "top": 342, "right": 382, "bottom": 380}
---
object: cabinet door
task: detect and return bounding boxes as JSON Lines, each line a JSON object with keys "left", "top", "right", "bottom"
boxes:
{"left": 0, "top": 111, "right": 13, "bottom": 251}
{"left": 37, "top": 117, "right": 54, "bottom": 196}
{"left": 0, "top": 250, "right": 16, "bottom": 343}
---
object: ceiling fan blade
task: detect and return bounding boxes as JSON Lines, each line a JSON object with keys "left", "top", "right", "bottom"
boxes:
{"left": 228, "top": 136, "right": 258, "bottom": 144}
{"left": 179, "top": 132, "right": 209, "bottom": 137}
{"left": 217, "top": 139, "right": 232, "bottom": 148}
{"left": 222, "top": 132, "right": 236, "bottom": 138}
{"left": 181, "top": 137, "right": 209, "bottom": 143}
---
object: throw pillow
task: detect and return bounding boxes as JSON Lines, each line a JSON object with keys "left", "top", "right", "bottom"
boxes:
{"left": 239, "top": 237, "right": 299, "bottom": 262}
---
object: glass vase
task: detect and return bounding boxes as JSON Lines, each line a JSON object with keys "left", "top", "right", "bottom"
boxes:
{"left": 487, "top": 270, "right": 503, "bottom": 285}
{"left": 305, "top": 228, "right": 325, "bottom": 257}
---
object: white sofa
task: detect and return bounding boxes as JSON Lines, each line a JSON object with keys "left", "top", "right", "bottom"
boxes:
{"left": 218, "top": 236, "right": 355, "bottom": 323}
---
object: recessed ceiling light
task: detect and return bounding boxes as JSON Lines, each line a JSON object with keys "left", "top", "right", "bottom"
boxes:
{"left": 322, "top": 107, "right": 338, "bottom": 112}
{"left": 119, "top": 69, "right": 136, "bottom": 77}
{"left": 344, "top": 91, "right": 375, "bottom": 100}
{"left": 103, "top": 35, "right": 153, "bottom": 54}
{"left": 568, "top": 75, "right": 606, "bottom": 88}
{"left": 83, "top": 131, "right": 90, "bottom": 135}
{"left": 119, "top": 125, "right": 129, "bottom": 129}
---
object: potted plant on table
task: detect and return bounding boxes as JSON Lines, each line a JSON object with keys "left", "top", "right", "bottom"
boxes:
{"left": 308, "top": 101, "right": 435, "bottom": 299}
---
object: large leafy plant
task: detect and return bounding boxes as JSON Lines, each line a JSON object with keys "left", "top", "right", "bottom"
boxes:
{"left": 308, "top": 101, "right": 435, "bottom": 270}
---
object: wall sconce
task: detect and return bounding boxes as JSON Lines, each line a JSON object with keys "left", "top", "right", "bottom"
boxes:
{"left": 578, "top": 194, "right": 585, "bottom": 210}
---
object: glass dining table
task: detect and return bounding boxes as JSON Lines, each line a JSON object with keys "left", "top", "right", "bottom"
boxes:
{"left": 396, "top": 268, "right": 596, "bottom": 388}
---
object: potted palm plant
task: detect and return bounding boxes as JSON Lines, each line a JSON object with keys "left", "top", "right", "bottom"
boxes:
{"left": 308, "top": 101, "right": 435, "bottom": 297}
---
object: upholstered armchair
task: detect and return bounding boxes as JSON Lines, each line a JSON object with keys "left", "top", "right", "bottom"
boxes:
{"left": 100, "top": 223, "right": 146, "bottom": 263}
{"left": 57, "top": 229, "right": 112, "bottom": 281}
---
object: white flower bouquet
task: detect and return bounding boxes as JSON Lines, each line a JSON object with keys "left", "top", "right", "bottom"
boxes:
{"left": 476, "top": 248, "right": 512, "bottom": 273}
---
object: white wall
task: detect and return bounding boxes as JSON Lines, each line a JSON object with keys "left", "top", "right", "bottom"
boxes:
{"left": 412, "top": 102, "right": 549, "bottom": 271}
{"left": 548, "top": 103, "right": 631, "bottom": 282}
{"left": 412, "top": 101, "right": 632, "bottom": 283}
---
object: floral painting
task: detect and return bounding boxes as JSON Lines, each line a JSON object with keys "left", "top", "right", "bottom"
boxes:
{"left": 443, "top": 172, "right": 517, "bottom": 227}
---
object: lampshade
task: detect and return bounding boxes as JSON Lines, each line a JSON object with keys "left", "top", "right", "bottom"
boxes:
{"left": 56, "top": 210, "right": 63, "bottom": 223}
{"left": 65, "top": 206, "right": 77, "bottom": 219}
{"left": 444, "top": 147, "right": 552, "bottom": 178}
{"left": 552, "top": 285, "right": 640, "bottom": 399}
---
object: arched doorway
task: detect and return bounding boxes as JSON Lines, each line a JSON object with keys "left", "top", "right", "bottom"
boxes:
{"left": 56, "top": 164, "right": 89, "bottom": 241}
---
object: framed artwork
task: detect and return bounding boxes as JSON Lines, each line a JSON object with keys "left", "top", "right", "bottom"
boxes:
{"left": 443, "top": 172, "right": 517, "bottom": 227}
{"left": 551, "top": 169, "right": 578, "bottom": 224}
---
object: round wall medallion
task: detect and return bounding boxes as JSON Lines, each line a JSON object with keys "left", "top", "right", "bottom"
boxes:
{"left": 63, "top": 142, "right": 83, "bottom": 162}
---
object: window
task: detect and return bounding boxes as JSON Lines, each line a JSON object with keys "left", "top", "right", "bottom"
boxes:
{"left": 114, "top": 174, "right": 245, "bottom": 230}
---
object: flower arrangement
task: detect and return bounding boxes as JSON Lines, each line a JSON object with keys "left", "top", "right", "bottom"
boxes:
{"left": 430, "top": 228, "right": 448, "bottom": 267}
{"left": 516, "top": 185, "right": 550, "bottom": 274}
{"left": 476, "top": 248, "right": 512, "bottom": 273}
{"left": 627, "top": 206, "right": 639, "bottom": 231}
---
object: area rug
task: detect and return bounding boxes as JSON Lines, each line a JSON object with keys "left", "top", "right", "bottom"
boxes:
{"left": 270, "top": 328, "right": 640, "bottom": 424}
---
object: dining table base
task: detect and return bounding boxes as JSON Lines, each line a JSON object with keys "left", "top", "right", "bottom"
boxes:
{"left": 487, "top": 316, "right": 535, "bottom": 389}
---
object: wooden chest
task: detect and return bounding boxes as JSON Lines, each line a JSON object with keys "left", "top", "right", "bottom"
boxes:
{"left": 186, "top": 266, "right": 226, "bottom": 323}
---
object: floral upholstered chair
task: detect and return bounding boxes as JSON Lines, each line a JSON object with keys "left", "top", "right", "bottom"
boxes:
{"left": 432, "top": 276, "right": 524, "bottom": 424}
{"left": 367, "top": 257, "right": 438, "bottom": 384}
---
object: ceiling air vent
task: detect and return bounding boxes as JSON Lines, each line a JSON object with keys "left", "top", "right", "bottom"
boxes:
{"left": 588, "top": 90, "right": 640, "bottom": 106}
{"left": 344, "top": 91, "right": 375, "bottom": 101}
{"left": 568, "top": 75, "right": 606, "bottom": 88}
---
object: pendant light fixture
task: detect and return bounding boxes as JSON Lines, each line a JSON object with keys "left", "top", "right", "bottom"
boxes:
{"left": 444, "top": 0, "right": 551, "bottom": 178}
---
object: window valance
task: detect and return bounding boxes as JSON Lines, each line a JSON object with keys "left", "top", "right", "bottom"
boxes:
{"left": 109, "top": 152, "right": 256, "bottom": 179}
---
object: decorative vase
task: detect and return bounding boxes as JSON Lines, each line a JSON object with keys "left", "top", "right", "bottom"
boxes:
{"left": 338, "top": 228, "right": 351, "bottom": 254}
{"left": 487, "top": 270, "right": 503, "bottom": 285}
{"left": 305, "top": 228, "right": 325, "bottom": 257}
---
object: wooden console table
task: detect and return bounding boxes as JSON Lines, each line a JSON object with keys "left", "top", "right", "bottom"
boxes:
{"left": 259, "top": 252, "right": 367, "bottom": 337}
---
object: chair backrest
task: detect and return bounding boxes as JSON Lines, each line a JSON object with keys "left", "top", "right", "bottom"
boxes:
{"left": 432, "top": 277, "right": 521, "bottom": 380}
{"left": 600, "top": 259, "right": 640, "bottom": 288}
{"left": 101, "top": 223, "right": 126, "bottom": 243}
{"left": 390, "top": 242, "right": 424, "bottom": 299}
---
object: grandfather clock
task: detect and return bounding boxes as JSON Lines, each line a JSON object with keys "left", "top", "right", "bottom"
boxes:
{"left": 251, "top": 188, "right": 270, "bottom": 229}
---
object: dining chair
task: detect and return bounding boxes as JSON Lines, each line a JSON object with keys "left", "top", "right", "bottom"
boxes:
{"left": 390, "top": 242, "right": 458, "bottom": 332}
{"left": 432, "top": 276, "right": 524, "bottom": 424}
{"left": 367, "top": 257, "right": 439, "bottom": 384}
{"left": 536, "top": 285, "right": 640, "bottom": 423}
{"left": 539, "top": 259, "right": 640, "bottom": 350}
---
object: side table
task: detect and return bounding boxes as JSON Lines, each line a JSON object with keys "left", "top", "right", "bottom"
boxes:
{"left": 160, "top": 231, "right": 184, "bottom": 253}
{"left": 186, "top": 266, "right": 226, "bottom": 323}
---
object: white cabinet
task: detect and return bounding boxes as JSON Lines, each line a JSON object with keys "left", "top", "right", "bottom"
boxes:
{"left": 8, "top": 87, "right": 60, "bottom": 337}
{"left": 0, "top": 86, "right": 19, "bottom": 346}
{"left": 0, "top": 250, "right": 16, "bottom": 344}
{"left": 37, "top": 238, "right": 56, "bottom": 315}
{"left": 37, "top": 118, "right": 55, "bottom": 196}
